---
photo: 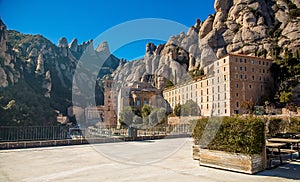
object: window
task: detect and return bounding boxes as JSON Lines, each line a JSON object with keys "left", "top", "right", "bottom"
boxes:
{"left": 240, "top": 59, "right": 243, "bottom": 63}
{"left": 224, "top": 75, "right": 227, "bottom": 81}
{"left": 235, "top": 66, "right": 238, "bottom": 70}
{"left": 224, "top": 102, "right": 227, "bottom": 107}
{"left": 212, "top": 87, "right": 214, "bottom": 93}
{"left": 263, "top": 69, "right": 265, "bottom": 73}
{"left": 244, "top": 75, "right": 247, "bottom": 79}
{"left": 207, "top": 96, "right": 209, "bottom": 102}
{"left": 252, "top": 67, "right": 255, "bottom": 72}
{"left": 218, "top": 77, "right": 220, "bottom": 83}
{"left": 201, "top": 82, "right": 203, "bottom": 87}
{"left": 225, "top": 109, "right": 227, "bottom": 114}
{"left": 236, "top": 83, "right": 239, "bottom": 88}
{"left": 201, "top": 105, "right": 203, "bottom": 109}
{"left": 235, "top": 74, "right": 238, "bottom": 79}
{"left": 137, "top": 99, "right": 141, "bottom": 106}
{"left": 207, "top": 104, "right": 209, "bottom": 109}
{"left": 236, "top": 93, "right": 239, "bottom": 97}
{"left": 218, "top": 103, "right": 220, "bottom": 108}
{"left": 236, "top": 101, "right": 239, "bottom": 107}
{"left": 224, "top": 84, "right": 226, "bottom": 91}
{"left": 217, "top": 62, "right": 219, "bottom": 66}
{"left": 252, "top": 60, "right": 255, "bottom": 64}
{"left": 266, "top": 62, "right": 269, "bottom": 66}
{"left": 212, "top": 79, "right": 214, "bottom": 84}
{"left": 236, "top": 58, "right": 238, "bottom": 62}
{"left": 240, "top": 67, "right": 243, "bottom": 71}
{"left": 207, "top": 80, "right": 209, "bottom": 86}
{"left": 217, "top": 69, "right": 219, "bottom": 74}
{"left": 213, "top": 95, "right": 214, "bottom": 101}
{"left": 218, "top": 86, "right": 220, "bottom": 92}
{"left": 244, "top": 59, "right": 247, "bottom": 63}
{"left": 240, "top": 75, "right": 243, "bottom": 79}
{"left": 144, "top": 100, "right": 147, "bottom": 105}
{"left": 259, "top": 76, "right": 262, "bottom": 81}
{"left": 201, "top": 97, "right": 203, "bottom": 102}
{"left": 263, "top": 61, "right": 265, "bottom": 65}
{"left": 224, "top": 93, "right": 227, "bottom": 99}
{"left": 207, "top": 88, "right": 209, "bottom": 94}
{"left": 224, "top": 67, "right": 226, "bottom": 71}
{"left": 249, "top": 84, "right": 252, "bottom": 89}
{"left": 201, "top": 90, "right": 203, "bottom": 96}
{"left": 224, "top": 59, "right": 226, "bottom": 63}
{"left": 252, "top": 76, "right": 255, "bottom": 81}
{"left": 259, "top": 61, "right": 261, "bottom": 65}
{"left": 218, "top": 94, "right": 220, "bottom": 100}
{"left": 245, "top": 67, "right": 247, "bottom": 71}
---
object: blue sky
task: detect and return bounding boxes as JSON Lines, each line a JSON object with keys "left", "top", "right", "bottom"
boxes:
{"left": 0, "top": 0, "right": 215, "bottom": 60}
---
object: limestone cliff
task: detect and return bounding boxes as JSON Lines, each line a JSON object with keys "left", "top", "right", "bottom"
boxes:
{"left": 111, "top": 0, "right": 300, "bottom": 91}
{"left": 0, "top": 18, "right": 120, "bottom": 121}
{"left": 0, "top": 19, "right": 21, "bottom": 87}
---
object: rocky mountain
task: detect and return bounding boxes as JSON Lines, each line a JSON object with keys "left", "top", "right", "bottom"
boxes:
{"left": 111, "top": 0, "right": 300, "bottom": 91}
{"left": 0, "top": 19, "right": 120, "bottom": 125}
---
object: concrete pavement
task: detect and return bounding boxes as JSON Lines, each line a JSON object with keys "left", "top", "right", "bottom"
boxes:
{"left": 0, "top": 138, "right": 299, "bottom": 181}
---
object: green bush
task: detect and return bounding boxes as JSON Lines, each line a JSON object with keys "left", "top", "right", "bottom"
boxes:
{"left": 267, "top": 117, "right": 300, "bottom": 136}
{"left": 267, "top": 117, "right": 300, "bottom": 137}
{"left": 289, "top": 117, "right": 300, "bottom": 133}
{"left": 267, "top": 118, "right": 287, "bottom": 137}
{"left": 192, "top": 116, "right": 265, "bottom": 155}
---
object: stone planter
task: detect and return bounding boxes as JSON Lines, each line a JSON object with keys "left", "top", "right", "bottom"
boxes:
{"left": 199, "top": 149, "right": 264, "bottom": 174}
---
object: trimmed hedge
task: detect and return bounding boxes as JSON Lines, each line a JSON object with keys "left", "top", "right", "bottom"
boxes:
{"left": 192, "top": 116, "right": 265, "bottom": 155}
{"left": 267, "top": 117, "right": 300, "bottom": 136}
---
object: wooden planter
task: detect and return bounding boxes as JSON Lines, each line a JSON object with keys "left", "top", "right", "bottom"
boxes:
{"left": 192, "top": 145, "right": 200, "bottom": 160}
{"left": 199, "top": 149, "right": 264, "bottom": 174}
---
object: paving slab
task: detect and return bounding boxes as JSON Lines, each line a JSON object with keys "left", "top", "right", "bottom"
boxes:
{"left": 0, "top": 138, "right": 299, "bottom": 181}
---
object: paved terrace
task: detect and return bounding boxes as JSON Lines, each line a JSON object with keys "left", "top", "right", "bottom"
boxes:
{"left": 0, "top": 138, "right": 299, "bottom": 182}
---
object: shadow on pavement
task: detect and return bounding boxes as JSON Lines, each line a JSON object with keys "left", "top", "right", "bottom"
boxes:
{"left": 256, "top": 161, "right": 300, "bottom": 180}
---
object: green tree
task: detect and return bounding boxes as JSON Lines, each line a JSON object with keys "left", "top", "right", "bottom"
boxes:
{"left": 142, "top": 104, "right": 152, "bottom": 118}
{"left": 173, "top": 103, "right": 182, "bottom": 116}
{"left": 165, "top": 80, "right": 174, "bottom": 88}
{"left": 280, "top": 91, "right": 292, "bottom": 103}
{"left": 119, "top": 106, "right": 136, "bottom": 126}
{"left": 241, "top": 100, "right": 255, "bottom": 114}
{"left": 181, "top": 100, "right": 201, "bottom": 116}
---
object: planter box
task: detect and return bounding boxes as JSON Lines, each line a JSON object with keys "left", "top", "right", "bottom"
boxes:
{"left": 199, "top": 149, "right": 264, "bottom": 174}
{"left": 193, "top": 145, "right": 200, "bottom": 160}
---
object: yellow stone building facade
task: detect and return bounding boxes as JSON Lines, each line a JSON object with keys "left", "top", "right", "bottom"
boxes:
{"left": 163, "top": 54, "right": 273, "bottom": 116}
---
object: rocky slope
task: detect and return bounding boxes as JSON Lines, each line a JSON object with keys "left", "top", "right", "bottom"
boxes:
{"left": 0, "top": 19, "right": 120, "bottom": 125}
{"left": 112, "top": 0, "right": 300, "bottom": 90}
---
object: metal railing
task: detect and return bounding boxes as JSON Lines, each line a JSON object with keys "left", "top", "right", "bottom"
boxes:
{"left": 0, "top": 126, "right": 69, "bottom": 142}
{"left": 0, "top": 124, "right": 192, "bottom": 142}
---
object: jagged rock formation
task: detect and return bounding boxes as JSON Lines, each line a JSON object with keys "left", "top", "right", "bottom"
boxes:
{"left": 111, "top": 0, "right": 300, "bottom": 92}
{"left": 0, "top": 19, "right": 21, "bottom": 87}
{"left": 0, "top": 19, "right": 120, "bottom": 125}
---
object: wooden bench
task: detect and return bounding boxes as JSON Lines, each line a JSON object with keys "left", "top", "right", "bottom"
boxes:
{"left": 280, "top": 149, "right": 298, "bottom": 160}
